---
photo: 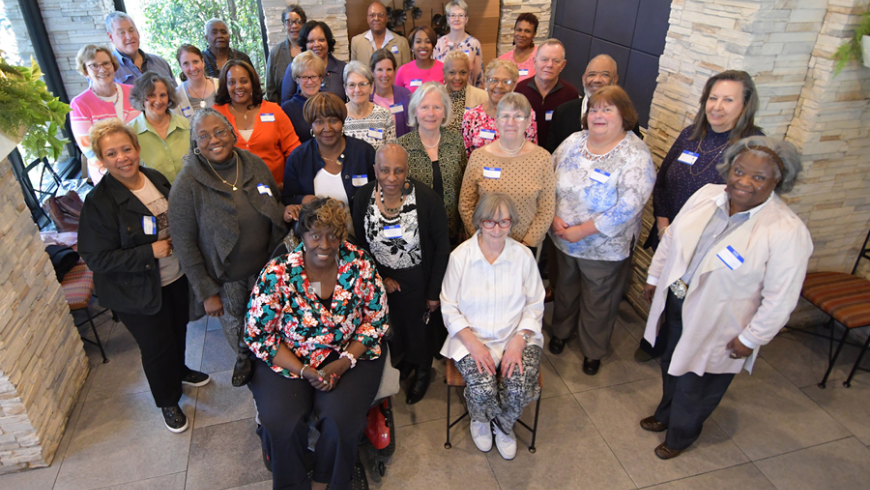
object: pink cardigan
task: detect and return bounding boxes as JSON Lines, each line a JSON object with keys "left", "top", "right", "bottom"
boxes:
{"left": 70, "top": 84, "right": 140, "bottom": 183}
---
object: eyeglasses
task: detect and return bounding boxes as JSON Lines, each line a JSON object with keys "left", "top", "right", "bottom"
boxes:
{"left": 284, "top": 19, "right": 304, "bottom": 26}
{"left": 368, "top": 13, "right": 387, "bottom": 19}
{"left": 345, "top": 81, "right": 371, "bottom": 90}
{"left": 481, "top": 219, "right": 512, "bottom": 229}
{"left": 87, "top": 61, "right": 113, "bottom": 71}
{"left": 297, "top": 75, "right": 322, "bottom": 83}
{"left": 196, "top": 128, "right": 231, "bottom": 143}
{"left": 447, "top": 13, "right": 467, "bottom": 19}
{"left": 487, "top": 78, "right": 515, "bottom": 87}
{"left": 497, "top": 114, "right": 527, "bottom": 123}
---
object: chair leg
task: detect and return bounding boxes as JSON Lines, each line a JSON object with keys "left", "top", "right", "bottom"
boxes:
{"left": 528, "top": 395, "right": 542, "bottom": 453}
{"left": 445, "top": 385, "right": 452, "bottom": 449}
{"left": 819, "top": 327, "right": 850, "bottom": 389}
{"left": 843, "top": 331, "right": 870, "bottom": 388}
{"left": 86, "top": 308, "right": 109, "bottom": 363}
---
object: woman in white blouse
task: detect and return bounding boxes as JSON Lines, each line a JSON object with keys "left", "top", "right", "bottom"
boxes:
{"left": 440, "top": 192, "right": 545, "bottom": 461}
{"left": 343, "top": 61, "right": 396, "bottom": 150}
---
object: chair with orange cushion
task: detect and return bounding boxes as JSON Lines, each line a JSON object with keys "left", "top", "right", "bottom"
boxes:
{"left": 61, "top": 258, "right": 109, "bottom": 363}
{"left": 443, "top": 358, "right": 542, "bottom": 452}
{"left": 800, "top": 228, "right": 870, "bottom": 388}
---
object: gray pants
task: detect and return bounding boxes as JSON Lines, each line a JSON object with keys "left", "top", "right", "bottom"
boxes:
{"left": 217, "top": 275, "right": 257, "bottom": 357}
{"left": 455, "top": 345, "right": 542, "bottom": 433}
{"left": 550, "top": 249, "right": 631, "bottom": 360}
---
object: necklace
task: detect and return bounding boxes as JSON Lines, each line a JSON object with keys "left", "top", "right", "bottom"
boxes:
{"left": 689, "top": 138, "right": 729, "bottom": 176}
{"left": 498, "top": 138, "right": 524, "bottom": 155}
{"left": 188, "top": 80, "right": 208, "bottom": 108}
{"left": 379, "top": 185, "right": 405, "bottom": 215}
{"left": 230, "top": 103, "right": 250, "bottom": 120}
{"left": 319, "top": 140, "right": 346, "bottom": 165}
{"left": 420, "top": 132, "right": 441, "bottom": 149}
{"left": 92, "top": 83, "right": 119, "bottom": 103}
{"left": 204, "top": 152, "right": 240, "bottom": 191}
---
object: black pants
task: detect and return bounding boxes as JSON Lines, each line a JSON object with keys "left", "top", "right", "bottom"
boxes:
{"left": 116, "top": 276, "right": 190, "bottom": 408}
{"left": 249, "top": 353, "right": 385, "bottom": 490}
{"left": 653, "top": 290, "right": 734, "bottom": 450}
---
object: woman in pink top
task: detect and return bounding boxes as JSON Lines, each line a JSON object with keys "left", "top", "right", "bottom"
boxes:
{"left": 395, "top": 26, "right": 444, "bottom": 93}
{"left": 498, "top": 13, "right": 539, "bottom": 83}
{"left": 70, "top": 44, "right": 140, "bottom": 184}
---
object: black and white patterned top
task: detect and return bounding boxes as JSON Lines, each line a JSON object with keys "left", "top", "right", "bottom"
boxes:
{"left": 363, "top": 186, "right": 422, "bottom": 269}
{"left": 344, "top": 104, "right": 397, "bottom": 151}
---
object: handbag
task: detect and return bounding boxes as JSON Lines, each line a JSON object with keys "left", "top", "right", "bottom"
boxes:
{"left": 45, "top": 191, "right": 83, "bottom": 232}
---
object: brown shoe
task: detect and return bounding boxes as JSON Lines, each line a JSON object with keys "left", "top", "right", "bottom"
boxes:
{"left": 640, "top": 416, "right": 668, "bottom": 432}
{"left": 654, "top": 442, "right": 683, "bottom": 460}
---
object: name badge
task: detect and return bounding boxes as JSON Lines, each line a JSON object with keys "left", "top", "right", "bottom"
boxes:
{"left": 410, "top": 79, "right": 422, "bottom": 87}
{"left": 545, "top": 110, "right": 554, "bottom": 121}
{"left": 368, "top": 128, "right": 384, "bottom": 140}
{"left": 465, "top": 106, "right": 471, "bottom": 113}
{"left": 391, "top": 45, "right": 399, "bottom": 54}
{"left": 260, "top": 113, "right": 275, "bottom": 122}
{"left": 383, "top": 224, "right": 402, "bottom": 239}
{"left": 716, "top": 245, "right": 745, "bottom": 270}
{"left": 519, "top": 69, "right": 529, "bottom": 77}
{"left": 479, "top": 129, "right": 496, "bottom": 140}
{"left": 352, "top": 175, "right": 368, "bottom": 186}
{"left": 483, "top": 167, "right": 501, "bottom": 179}
{"left": 181, "top": 106, "right": 192, "bottom": 118}
{"left": 257, "top": 184, "right": 272, "bottom": 196}
{"left": 590, "top": 168, "right": 611, "bottom": 184}
{"left": 143, "top": 216, "right": 157, "bottom": 235}
{"left": 678, "top": 150, "right": 699, "bottom": 165}
{"left": 463, "top": 50, "right": 470, "bottom": 55}
{"left": 390, "top": 103, "right": 404, "bottom": 114}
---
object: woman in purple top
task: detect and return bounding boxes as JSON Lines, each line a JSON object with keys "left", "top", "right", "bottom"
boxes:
{"left": 370, "top": 49, "right": 412, "bottom": 138}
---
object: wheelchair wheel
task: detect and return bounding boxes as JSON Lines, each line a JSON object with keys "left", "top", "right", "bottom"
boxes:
{"left": 380, "top": 398, "right": 396, "bottom": 458}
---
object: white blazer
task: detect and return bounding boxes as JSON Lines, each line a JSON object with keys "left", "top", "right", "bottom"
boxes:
{"left": 644, "top": 184, "right": 813, "bottom": 377}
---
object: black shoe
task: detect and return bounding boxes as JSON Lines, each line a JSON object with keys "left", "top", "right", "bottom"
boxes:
{"left": 548, "top": 336, "right": 566, "bottom": 355}
{"left": 262, "top": 444, "right": 272, "bottom": 472}
{"left": 182, "top": 369, "right": 211, "bottom": 387}
{"left": 406, "top": 368, "right": 431, "bottom": 405}
{"left": 582, "top": 357, "right": 601, "bottom": 376}
{"left": 161, "top": 405, "right": 188, "bottom": 433}
{"left": 231, "top": 357, "right": 253, "bottom": 387}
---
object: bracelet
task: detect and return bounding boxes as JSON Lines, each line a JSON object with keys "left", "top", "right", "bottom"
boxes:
{"left": 299, "top": 365, "right": 309, "bottom": 378}
{"left": 340, "top": 351, "right": 357, "bottom": 369}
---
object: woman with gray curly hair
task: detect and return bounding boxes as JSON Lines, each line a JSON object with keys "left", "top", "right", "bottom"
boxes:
{"left": 638, "top": 135, "right": 813, "bottom": 460}
{"left": 128, "top": 71, "right": 190, "bottom": 183}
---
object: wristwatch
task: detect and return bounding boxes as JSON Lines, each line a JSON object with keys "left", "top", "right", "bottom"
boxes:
{"left": 518, "top": 332, "right": 531, "bottom": 344}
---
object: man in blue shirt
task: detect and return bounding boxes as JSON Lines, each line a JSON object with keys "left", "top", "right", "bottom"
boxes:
{"left": 105, "top": 11, "right": 176, "bottom": 87}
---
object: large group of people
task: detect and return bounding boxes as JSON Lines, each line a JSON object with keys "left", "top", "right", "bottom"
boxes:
{"left": 74, "top": 2, "right": 814, "bottom": 489}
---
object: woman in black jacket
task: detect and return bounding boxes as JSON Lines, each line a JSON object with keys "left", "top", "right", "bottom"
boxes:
{"left": 78, "top": 118, "right": 210, "bottom": 434}
{"left": 352, "top": 143, "right": 450, "bottom": 404}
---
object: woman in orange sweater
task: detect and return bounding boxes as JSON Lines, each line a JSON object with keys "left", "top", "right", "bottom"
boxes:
{"left": 213, "top": 60, "right": 300, "bottom": 188}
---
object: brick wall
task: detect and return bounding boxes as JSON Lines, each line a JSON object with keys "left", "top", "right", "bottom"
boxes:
{"left": 261, "top": 0, "right": 349, "bottom": 62}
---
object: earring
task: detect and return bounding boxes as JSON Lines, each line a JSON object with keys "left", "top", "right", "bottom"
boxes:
{"left": 310, "top": 128, "right": 315, "bottom": 137}
{"left": 193, "top": 147, "right": 201, "bottom": 155}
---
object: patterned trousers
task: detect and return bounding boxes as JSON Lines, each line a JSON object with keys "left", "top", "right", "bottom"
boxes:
{"left": 455, "top": 345, "right": 543, "bottom": 433}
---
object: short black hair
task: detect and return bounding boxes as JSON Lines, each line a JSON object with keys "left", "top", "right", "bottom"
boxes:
{"left": 298, "top": 21, "right": 336, "bottom": 54}
{"left": 214, "top": 60, "right": 264, "bottom": 108}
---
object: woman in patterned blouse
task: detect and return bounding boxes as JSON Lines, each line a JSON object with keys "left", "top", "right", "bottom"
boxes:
{"left": 433, "top": 0, "right": 485, "bottom": 88}
{"left": 245, "top": 197, "right": 388, "bottom": 490}
{"left": 462, "top": 59, "right": 538, "bottom": 158}
{"left": 343, "top": 61, "right": 396, "bottom": 151}
{"left": 352, "top": 144, "right": 450, "bottom": 405}
{"left": 442, "top": 50, "right": 488, "bottom": 135}
{"left": 547, "top": 86, "right": 656, "bottom": 377}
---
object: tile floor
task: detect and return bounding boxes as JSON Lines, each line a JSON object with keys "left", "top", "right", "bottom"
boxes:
{"left": 3, "top": 299, "right": 870, "bottom": 490}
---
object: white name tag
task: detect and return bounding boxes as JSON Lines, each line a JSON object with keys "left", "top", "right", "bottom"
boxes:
{"left": 545, "top": 110, "right": 554, "bottom": 121}
{"left": 483, "top": 167, "right": 501, "bottom": 179}
{"left": 678, "top": 150, "right": 699, "bottom": 165}
{"left": 590, "top": 168, "right": 611, "bottom": 184}
{"left": 143, "top": 216, "right": 157, "bottom": 235}
{"left": 181, "top": 106, "right": 192, "bottom": 118}
{"left": 479, "top": 129, "right": 496, "bottom": 140}
{"left": 391, "top": 45, "right": 399, "bottom": 54}
{"left": 465, "top": 106, "right": 471, "bottom": 112}
{"left": 368, "top": 128, "right": 384, "bottom": 140}
{"left": 383, "top": 224, "right": 402, "bottom": 239}
{"left": 390, "top": 103, "right": 403, "bottom": 114}
{"left": 352, "top": 175, "right": 368, "bottom": 186}
{"left": 257, "top": 184, "right": 272, "bottom": 196}
{"left": 410, "top": 79, "right": 422, "bottom": 87}
{"left": 716, "top": 245, "right": 745, "bottom": 270}
{"left": 519, "top": 69, "right": 529, "bottom": 77}
{"left": 260, "top": 113, "right": 275, "bottom": 122}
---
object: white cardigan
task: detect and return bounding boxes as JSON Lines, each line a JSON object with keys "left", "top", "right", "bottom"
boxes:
{"left": 645, "top": 184, "right": 813, "bottom": 376}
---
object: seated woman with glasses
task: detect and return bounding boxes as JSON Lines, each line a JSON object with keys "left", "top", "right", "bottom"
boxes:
{"left": 459, "top": 92, "right": 554, "bottom": 250}
{"left": 462, "top": 59, "right": 537, "bottom": 158}
{"left": 433, "top": 0, "right": 485, "bottom": 88}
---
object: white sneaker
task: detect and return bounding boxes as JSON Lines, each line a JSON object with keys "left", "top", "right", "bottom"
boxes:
{"left": 470, "top": 420, "right": 493, "bottom": 452}
{"left": 493, "top": 424, "right": 517, "bottom": 460}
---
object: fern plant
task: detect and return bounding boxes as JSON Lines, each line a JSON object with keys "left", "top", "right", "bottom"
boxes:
{"left": 833, "top": 12, "right": 870, "bottom": 76}
{"left": 0, "top": 54, "right": 71, "bottom": 161}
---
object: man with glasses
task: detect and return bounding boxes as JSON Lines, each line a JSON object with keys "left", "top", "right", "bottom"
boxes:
{"left": 266, "top": 5, "right": 307, "bottom": 102}
{"left": 202, "top": 18, "right": 253, "bottom": 79}
{"left": 105, "top": 11, "right": 175, "bottom": 86}
{"left": 351, "top": 2, "right": 412, "bottom": 68}
{"left": 514, "top": 39, "right": 579, "bottom": 149}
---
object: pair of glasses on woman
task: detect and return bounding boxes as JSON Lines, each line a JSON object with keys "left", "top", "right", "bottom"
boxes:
{"left": 196, "top": 128, "right": 231, "bottom": 143}
{"left": 481, "top": 219, "right": 512, "bottom": 229}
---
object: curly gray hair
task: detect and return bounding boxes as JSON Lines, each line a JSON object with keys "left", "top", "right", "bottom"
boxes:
{"left": 129, "top": 71, "right": 179, "bottom": 113}
{"left": 717, "top": 136, "right": 802, "bottom": 194}
{"left": 188, "top": 107, "right": 236, "bottom": 152}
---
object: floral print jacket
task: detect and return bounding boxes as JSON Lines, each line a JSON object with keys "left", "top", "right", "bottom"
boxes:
{"left": 244, "top": 241, "right": 389, "bottom": 378}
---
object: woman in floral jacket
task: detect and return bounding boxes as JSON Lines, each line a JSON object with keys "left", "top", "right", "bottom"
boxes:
{"left": 244, "top": 197, "right": 389, "bottom": 490}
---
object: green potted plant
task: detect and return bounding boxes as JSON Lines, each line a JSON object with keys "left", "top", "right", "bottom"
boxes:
{"left": 0, "top": 53, "right": 70, "bottom": 161}
{"left": 833, "top": 11, "right": 870, "bottom": 76}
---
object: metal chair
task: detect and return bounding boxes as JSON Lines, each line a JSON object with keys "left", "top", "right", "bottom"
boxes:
{"left": 61, "top": 258, "right": 111, "bottom": 363}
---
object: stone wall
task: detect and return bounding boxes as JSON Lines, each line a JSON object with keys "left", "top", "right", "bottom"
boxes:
{"left": 497, "top": 0, "right": 551, "bottom": 57}
{"left": 0, "top": 153, "right": 89, "bottom": 474}
{"left": 261, "top": 0, "right": 349, "bottom": 62}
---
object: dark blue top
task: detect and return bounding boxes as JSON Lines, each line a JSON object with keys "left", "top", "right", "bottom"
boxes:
{"left": 281, "top": 93, "right": 313, "bottom": 144}
{"left": 370, "top": 85, "right": 412, "bottom": 138}
{"left": 280, "top": 54, "right": 347, "bottom": 104}
{"left": 282, "top": 136, "right": 376, "bottom": 206}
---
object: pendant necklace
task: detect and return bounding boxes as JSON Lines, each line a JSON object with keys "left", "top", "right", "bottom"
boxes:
{"left": 204, "top": 152, "right": 240, "bottom": 191}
